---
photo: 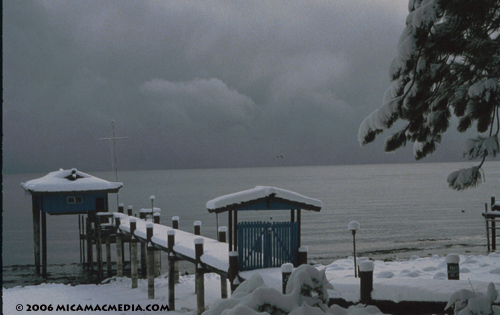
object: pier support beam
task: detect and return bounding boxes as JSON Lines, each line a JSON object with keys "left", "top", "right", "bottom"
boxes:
{"left": 359, "top": 261, "right": 374, "bottom": 304}
{"left": 86, "top": 217, "right": 93, "bottom": 271}
{"left": 167, "top": 230, "right": 176, "bottom": 310}
{"left": 41, "top": 210, "right": 47, "bottom": 278}
{"left": 172, "top": 216, "right": 180, "bottom": 284}
{"left": 115, "top": 217, "right": 123, "bottom": 277}
{"left": 228, "top": 251, "right": 239, "bottom": 292}
{"left": 195, "top": 238, "right": 205, "bottom": 314}
{"left": 147, "top": 223, "right": 155, "bottom": 299}
{"left": 154, "top": 214, "right": 161, "bottom": 276}
{"left": 140, "top": 212, "right": 147, "bottom": 278}
{"left": 32, "top": 198, "right": 41, "bottom": 275}
{"left": 218, "top": 227, "right": 228, "bottom": 299}
{"left": 130, "top": 219, "right": 138, "bottom": 289}
{"left": 106, "top": 236, "right": 112, "bottom": 278}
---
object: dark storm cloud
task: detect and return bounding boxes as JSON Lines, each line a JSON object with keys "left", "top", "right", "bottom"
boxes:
{"left": 5, "top": 0, "right": 458, "bottom": 174}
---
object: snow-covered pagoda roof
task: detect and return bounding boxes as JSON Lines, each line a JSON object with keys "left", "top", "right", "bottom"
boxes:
{"left": 206, "top": 186, "right": 322, "bottom": 213}
{"left": 21, "top": 168, "right": 123, "bottom": 195}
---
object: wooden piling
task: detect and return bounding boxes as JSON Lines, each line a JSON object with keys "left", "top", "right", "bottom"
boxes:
{"left": 194, "top": 221, "right": 201, "bottom": 235}
{"left": 359, "top": 261, "right": 374, "bottom": 304}
{"left": 115, "top": 216, "right": 123, "bottom": 277}
{"left": 140, "top": 212, "right": 147, "bottom": 278}
{"left": 218, "top": 226, "right": 228, "bottom": 299}
{"left": 130, "top": 218, "right": 138, "bottom": 288}
{"left": 86, "top": 217, "right": 93, "bottom": 271}
{"left": 492, "top": 196, "right": 497, "bottom": 251}
{"left": 167, "top": 230, "right": 176, "bottom": 310}
{"left": 154, "top": 213, "right": 161, "bottom": 276}
{"left": 298, "top": 246, "right": 308, "bottom": 266}
{"left": 228, "top": 251, "right": 239, "bottom": 292}
{"left": 118, "top": 204, "right": 124, "bottom": 213}
{"left": 81, "top": 215, "right": 85, "bottom": 265}
{"left": 79, "top": 215, "right": 82, "bottom": 264}
{"left": 446, "top": 254, "right": 460, "bottom": 280}
{"left": 172, "top": 216, "right": 180, "bottom": 284}
{"left": 281, "top": 263, "right": 293, "bottom": 294}
{"left": 41, "top": 210, "right": 47, "bottom": 278}
{"left": 32, "top": 198, "right": 41, "bottom": 275}
{"left": 195, "top": 238, "right": 205, "bottom": 314}
{"left": 106, "top": 235, "right": 112, "bottom": 278}
{"left": 96, "top": 216, "right": 103, "bottom": 279}
{"left": 147, "top": 223, "right": 155, "bottom": 299}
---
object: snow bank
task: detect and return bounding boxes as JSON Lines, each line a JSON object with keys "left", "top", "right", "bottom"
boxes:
{"left": 4, "top": 252, "right": 499, "bottom": 315}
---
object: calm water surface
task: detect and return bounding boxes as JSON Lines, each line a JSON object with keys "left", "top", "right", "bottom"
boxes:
{"left": 3, "top": 162, "right": 499, "bottom": 278}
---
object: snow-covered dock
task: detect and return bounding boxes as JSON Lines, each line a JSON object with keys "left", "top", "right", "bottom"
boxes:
{"left": 115, "top": 213, "right": 230, "bottom": 274}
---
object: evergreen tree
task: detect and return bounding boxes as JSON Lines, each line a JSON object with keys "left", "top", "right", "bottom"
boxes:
{"left": 358, "top": 0, "right": 500, "bottom": 190}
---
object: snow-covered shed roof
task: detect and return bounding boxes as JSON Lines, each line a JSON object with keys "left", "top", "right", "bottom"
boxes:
{"left": 206, "top": 186, "right": 322, "bottom": 213}
{"left": 21, "top": 168, "right": 123, "bottom": 195}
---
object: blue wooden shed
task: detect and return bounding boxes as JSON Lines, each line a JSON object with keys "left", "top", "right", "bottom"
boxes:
{"left": 21, "top": 168, "right": 123, "bottom": 276}
{"left": 206, "top": 186, "right": 322, "bottom": 271}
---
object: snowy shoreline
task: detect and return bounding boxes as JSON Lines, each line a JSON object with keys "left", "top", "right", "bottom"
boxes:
{"left": 4, "top": 252, "right": 499, "bottom": 315}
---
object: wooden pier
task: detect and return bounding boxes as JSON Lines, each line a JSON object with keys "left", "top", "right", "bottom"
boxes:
{"left": 482, "top": 195, "right": 500, "bottom": 251}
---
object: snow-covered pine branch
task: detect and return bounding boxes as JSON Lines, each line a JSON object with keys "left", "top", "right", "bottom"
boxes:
{"left": 358, "top": 0, "right": 500, "bottom": 190}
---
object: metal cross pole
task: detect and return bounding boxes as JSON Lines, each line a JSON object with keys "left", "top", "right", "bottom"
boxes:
{"left": 100, "top": 120, "right": 129, "bottom": 205}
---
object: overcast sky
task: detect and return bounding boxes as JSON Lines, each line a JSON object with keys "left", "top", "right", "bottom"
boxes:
{"left": 3, "top": 0, "right": 471, "bottom": 174}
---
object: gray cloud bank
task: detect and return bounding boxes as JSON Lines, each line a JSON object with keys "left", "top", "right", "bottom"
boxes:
{"left": 3, "top": 0, "right": 466, "bottom": 174}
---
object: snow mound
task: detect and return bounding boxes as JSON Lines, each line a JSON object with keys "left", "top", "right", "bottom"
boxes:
{"left": 203, "top": 265, "right": 387, "bottom": 315}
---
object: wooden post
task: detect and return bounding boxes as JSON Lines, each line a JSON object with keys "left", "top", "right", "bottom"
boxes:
{"left": 41, "top": 209, "right": 47, "bottom": 278}
{"left": 486, "top": 203, "right": 491, "bottom": 252}
{"left": 32, "top": 198, "right": 41, "bottom": 275}
{"left": 153, "top": 213, "right": 161, "bottom": 276}
{"left": 147, "top": 223, "right": 155, "bottom": 299}
{"left": 195, "top": 238, "right": 205, "bottom": 314}
{"left": 86, "top": 217, "right": 93, "bottom": 271}
{"left": 115, "top": 216, "right": 123, "bottom": 277}
{"left": 194, "top": 221, "right": 201, "bottom": 235}
{"left": 218, "top": 227, "right": 228, "bottom": 299}
{"left": 167, "top": 230, "right": 176, "bottom": 310}
{"left": 96, "top": 216, "right": 103, "bottom": 279}
{"left": 140, "top": 212, "right": 147, "bottom": 278}
{"left": 79, "top": 215, "right": 82, "bottom": 264}
{"left": 228, "top": 210, "right": 233, "bottom": 251}
{"left": 81, "top": 215, "right": 85, "bottom": 265}
{"left": 172, "top": 216, "right": 180, "bottom": 284}
{"left": 298, "top": 246, "right": 308, "bottom": 266}
{"left": 359, "top": 260, "right": 374, "bottom": 304}
{"left": 106, "top": 235, "right": 112, "bottom": 278}
{"left": 233, "top": 211, "right": 238, "bottom": 251}
{"left": 281, "top": 263, "right": 293, "bottom": 294}
{"left": 118, "top": 204, "right": 124, "bottom": 213}
{"left": 492, "top": 196, "right": 497, "bottom": 251}
{"left": 228, "top": 251, "right": 239, "bottom": 292}
{"left": 130, "top": 218, "right": 138, "bottom": 288}
{"left": 297, "top": 209, "right": 301, "bottom": 248}
{"left": 446, "top": 254, "right": 460, "bottom": 280}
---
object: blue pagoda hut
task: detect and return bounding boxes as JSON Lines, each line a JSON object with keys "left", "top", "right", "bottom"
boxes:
{"left": 21, "top": 168, "right": 123, "bottom": 277}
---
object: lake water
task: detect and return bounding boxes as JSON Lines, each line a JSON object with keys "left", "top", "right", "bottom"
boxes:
{"left": 3, "top": 162, "right": 499, "bottom": 286}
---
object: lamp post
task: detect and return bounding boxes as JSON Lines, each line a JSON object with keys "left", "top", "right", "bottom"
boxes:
{"left": 348, "top": 221, "right": 360, "bottom": 277}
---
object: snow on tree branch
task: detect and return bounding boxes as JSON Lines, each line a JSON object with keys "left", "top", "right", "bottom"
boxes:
{"left": 358, "top": 0, "right": 500, "bottom": 189}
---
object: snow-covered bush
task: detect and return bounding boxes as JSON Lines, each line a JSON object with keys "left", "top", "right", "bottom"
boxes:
{"left": 203, "top": 265, "right": 387, "bottom": 315}
{"left": 445, "top": 282, "right": 500, "bottom": 315}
